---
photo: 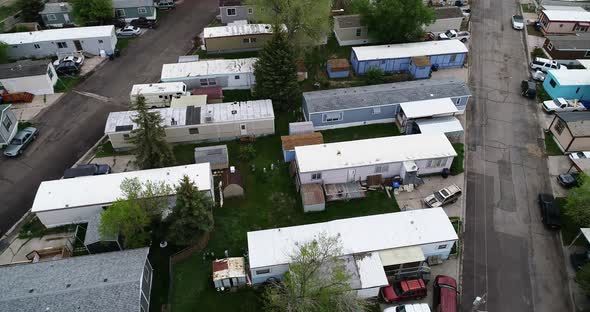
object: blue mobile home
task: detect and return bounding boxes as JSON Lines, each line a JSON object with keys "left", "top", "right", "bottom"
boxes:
{"left": 39, "top": 3, "right": 73, "bottom": 28}
{"left": 302, "top": 78, "right": 471, "bottom": 130}
{"left": 113, "top": 0, "right": 157, "bottom": 22}
{"left": 350, "top": 40, "right": 468, "bottom": 76}
{"left": 543, "top": 69, "right": 590, "bottom": 101}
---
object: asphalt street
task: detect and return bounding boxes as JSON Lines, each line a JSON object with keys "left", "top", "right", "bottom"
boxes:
{"left": 461, "top": 0, "right": 572, "bottom": 311}
{"left": 0, "top": 0, "right": 218, "bottom": 235}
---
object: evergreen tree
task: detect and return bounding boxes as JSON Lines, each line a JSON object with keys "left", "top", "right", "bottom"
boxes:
{"left": 17, "top": 0, "right": 44, "bottom": 23}
{"left": 253, "top": 29, "right": 300, "bottom": 112}
{"left": 129, "top": 96, "right": 175, "bottom": 169}
{"left": 166, "top": 175, "right": 214, "bottom": 245}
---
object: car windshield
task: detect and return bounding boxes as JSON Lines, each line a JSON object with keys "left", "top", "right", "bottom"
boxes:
{"left": 10, "top": 138, "right": 21, "bottom": 145}
{"left": 513, "top": 15, "right": 523, "bottom": 22}
{"left": 434, "top": 191, "right": 446, "bottom": 202}
{"left": 393, "top": 283, "right": 404, "bottom": 295}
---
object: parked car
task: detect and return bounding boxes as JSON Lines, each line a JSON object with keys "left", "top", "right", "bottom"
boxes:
{"left": 571, "top": 251, "right": 590, "bottom": 271}
{"left": 521, "top": 79, "right": 536, "bottom": 99}
{"left": 116, "top": 26, "right": 141, "bottom": 37}
{"left": 63, "top": 164, "right": 112, "bottom": 179}
{"left": 532, "top": 70, "right": 545, "bottom": 82}
{"left": 570, "top": 151, "right": 590, "bottom": 160}
{"left": 541, "top": 98, "right": 590, "bottom": 113}
{"left": 130, "top": 17, "right": 158, "bottom": 29}
{"left": 55, "top": 61, "right": 80, "bottom": 75}
{"left": 383, "top": 303, "right": 431, "bottom": 312}
{"left": 53, "top": 55, "right": 84, "bottom": 67}
{"left": 539, "top": 193, "right": 561, "bottom": 229}
{"left": 530, "top": 57, "right": 567, "bottom": 73}
{"left": 380, "top": 279, "right": 427, "bottom": 303}
{"left": 462, "top": 8, "right": 471, "bottom": 19}
{"left": 433, "top": 275, "right": 458, "bottom": 312}
{"left": 424, "top": 184, "right": 462, "bottom": 208}
{"left": 155, "top": 0, "right": 176, "bottom": 9}
{"left": 511, "top": 15, "right": 525, "bottom": 30}
{"left": 557, "top": 172, "right": 579, "bottom": 188}
{"left": 437, "top": 29, "right": 470, "bottom": 42}
{"left": 3, "top": 127, "right": 39, "bottom": 157}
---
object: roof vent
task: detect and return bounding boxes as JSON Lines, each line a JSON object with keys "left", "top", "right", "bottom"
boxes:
{"left": 103, "top": 278, "right": 108, "bottom": 282}
{"left": 336, "top": 150, "right": 341, "bottom": 156}
{"left": 66, "top": 284, "right": 71, "bottom": 288}
{"left": 29, "top": 289, "right": 34, "bottom": 293}
{"left": 231, "top": 110, "right": 237, "bottom": 115}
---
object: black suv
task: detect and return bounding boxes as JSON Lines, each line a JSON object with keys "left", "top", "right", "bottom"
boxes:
{"left": 55, "top": 61, "right": 80, "bottom": 75}
{"left": 539, "top": 193, "right": 561, "bottom": 229}
{"left": 130, "top": 17, "right": 158, "bottom": 29}
{"left": 63, "top": 164, "right": 111, "bottom": 179}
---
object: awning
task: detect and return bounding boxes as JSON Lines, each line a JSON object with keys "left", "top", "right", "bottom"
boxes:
{"left": 379, "top": 246, "right": 425, "bottom": 266}
{"left": 399, "top": 98, "right": 458, "bottom": 119}
{"left": 416, "top": 116, "right": 464, "bottom": 135}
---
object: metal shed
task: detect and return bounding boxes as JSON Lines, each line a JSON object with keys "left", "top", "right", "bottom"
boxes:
{"left": 327, "top": 58, "right": 351, "bottom": 79}
{"left": 300, "top": 183, "right": 326, "bottom": 212}
{"left": 288, "top": 121, "right": 314, "bottom": 135}
{"left": 194, "top": 145, "right": 229, "bottom": 170}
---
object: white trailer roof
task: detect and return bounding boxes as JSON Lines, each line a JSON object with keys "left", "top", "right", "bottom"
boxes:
{"left": 130, "top": 82, "right": 186, "bottom": 96}
{"left": 160, "top": 58, "right": 257, "bottom": 80}
{"left": 104, "top": 99, "right": 274, "bottom": 133}
{"left": 247, "top": 208, "right": 458, "bottom": 268}
{"left": 543, "top": 8, "right": 590, "bottom": 22}
{"left": 352, "top": 40, "right": 468, "bottom": 61}
{"left": 203, "top": 24, "right": 281, "bottom": 38}
{"left": 355, "top": 252, "right": 389, "bottom": 289}
{"left": 295, "top": 133, "right": 456, "bottom": 173}
{"left": 549, "top": 69, "right": 590, "bottom": 86}
{"left": 0, "top": 26, "right": 114, "bottom": 45}
{"left": 416, "top": 116, "right": 464, "bottom": 134}
{"left": 400, "top": 98, "right": 458, "bottom": 119}
{"left": 31, "top": 163, "right": 212, "bottom": 213}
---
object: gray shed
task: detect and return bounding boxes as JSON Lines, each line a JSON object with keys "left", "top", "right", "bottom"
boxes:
{"left": 288, "top": 121, "right": 314, "bottom": 135}
{"left": 194, "top": 145, "right": 229, "bottom": 170}
{"left": 300, "top": 183, "right": 325, "bottom": 212}
{"left": 83, "top": 213, "right": 122, "bottom": 255}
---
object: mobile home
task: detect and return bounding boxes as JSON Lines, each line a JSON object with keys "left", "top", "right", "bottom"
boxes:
{"left": 302, "top": 79, "right": 471, "bottom": 130}
{"left": 219, "top": 0, "right": 255, "bottom": 24}
{"left": 105, "top": 100, "right": 275, "bottom": 150}
{"left": 203, "top": 24, "right": 279, "bottom": 54}
{"left": 129, "top": 82, "right": 189, "bottom": 108}
{"left": 39, "top": 2, "right": 73, "bottom": 28}
{"left": 543, "top": 69, "right": 590, "bottom": 100}
{"left": 31, "top": 163, "right": 214, "bottom": 228}
{"left": 113, "top": 0, "right": 157, "bottom": 22}
{"left": 247, "top": 208, "right": 458, "bottom": 299}
{"left": 160, "top": 58, "right": 257, "bottom": 90}
{"left": 350, "top": 40, "right": 468, "bottom": 75}
{"left": 0, "top": 105, "right": 18, "bottom": 148}
{"left": 0, "top": 60, "right": 58, "bottom": 95}
{"left": 0, "top": 26, "right": 117, "bottom": 59}
{"left": 294, "top": 133, "right": 456, "bottom": 186}
{"left": 544, "top": 34, "right": 590, "bottom": 60}
{"left": 549, "top": 112, "right": 590, "bottom": 153}
{"left": 332, "top": 15, "right": 374, "bottom": 46}
{"left": 539, "top": 6, "right": 590, "bottom": 35}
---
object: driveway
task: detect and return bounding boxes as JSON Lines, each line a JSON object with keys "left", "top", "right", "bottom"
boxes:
{"left": 0, "top": 0, "right": 219, "bottom": 236}
{"left": 461, "top": 0, "right": 572, "bottom": 311}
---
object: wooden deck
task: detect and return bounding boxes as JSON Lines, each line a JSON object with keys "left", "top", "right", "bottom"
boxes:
{"left": 324, "top": 182, "right": 367, "bottom": 202}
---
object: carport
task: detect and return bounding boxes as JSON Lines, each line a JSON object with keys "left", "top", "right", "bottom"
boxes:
{"left": 396, "top": 98, "right": 459, "bottom": 134}
{"left": 415, "top": 116, "right": 464, "bottom": 142}
{"left": 380, "top": 246, "right": 429, "bottom": 281}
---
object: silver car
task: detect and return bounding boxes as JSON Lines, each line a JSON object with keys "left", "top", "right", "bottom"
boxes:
{"left": 4, "top": 127, "right": 38, "bottom": 157}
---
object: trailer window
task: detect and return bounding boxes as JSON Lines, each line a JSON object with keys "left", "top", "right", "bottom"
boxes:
{"left": 311, "top": 173, "right": 322, "bottom": 180}
{"left": 438, "top": 244, "right": 448, "bottom": 249}
{"left": 549, "top": 79, "right": 557, "bottom": 88}
{"left": 323, "top": 112, "right": 342, "bottom": 122}
{"left": 256, "top": 269, "right": 270, "bottom": 275}
{"left": 426, "top": 158, "right": 446, "bottom": 168}
{"left": 57, "top": 42, "right": 68, "bottom": 49}
{"left": 189, "top": 128, "right": 199, "bottom": 134}
{"left": 227, "top": 8, "right": 236, "bottom": 16}
{"left": 2, "top": 115, "right": 12, "bottom": 132}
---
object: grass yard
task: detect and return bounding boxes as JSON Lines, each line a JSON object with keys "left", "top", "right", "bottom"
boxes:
{"left": 195, "top": 49, "right": 259, "bottom": 60}
{"left": 450, "top": 143, "right": 465, "bottom": 175}
{"left": 0, "top": 3, "right": 19, "bottom": 22}
{"left": 556, "top": 197, "right": 585, "bottom": 246}
{"left": 116, "top": 38, "right": 134, "bottom": 51}
{"left": 321, "top": 123, "right": 400, "bottom": 143}
{"left": 526, "top": 25, "right": 543, "bottom": 37}
{"left": 544, "top": 133, "right": 563, "bottom": 156}
{"left": 521, "top": 3, "right": 536, "bottom": 13}
{"left": 54, "top": 76, "right": 81, "bottom": 93}
{"left": 530, "top": 47, "right": 546, "bottom": 60}
{"left": 222, "top": 89, "right": 256, "bottom": 102}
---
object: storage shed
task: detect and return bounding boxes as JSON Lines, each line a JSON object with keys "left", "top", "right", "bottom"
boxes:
{"left": 415, "top": 116, "right": 464, "bottom": 142}
{"left": 221, "top": 167, "right": 244, "bottom": 198}
{"left": 544, "top": 34, "right": 590, "bottom": 60}
{"left": 160, "top": 58, "right": 257, "bottom": 90}
{"left": 0, "top": 60, "right": 57, "bottom": 95}
{"left": 192, "top": 86, "right": 224, "bottom": 103}
{"left": 327, "top": 58, "right": 351, "bottom": 78}
{"left": 302, "top": 78, "right": 471, "bottom": 130}
{"left": 105, "top": 100, "right": 275, "bottom": 150}
{"left": 281, "top": 132, "right": 324, "bottom": 162}
{"left": 332, "top": 15, "right": 374, "bottom": 46}
{"left": 203, "top": 24, "right": 279, "bottom": 54}
{"left": 212, "top": 257, "right": 248, "bottom": 290}
{"left": 395, "top": 98, "right": 459, "bottom": 134}
{"left": 408, "top": 56, "right": 432, "bottom": 79}
{"left": 549, "top": 112, "right": 590, "bottom": 153}
{"left": 300, "top": 183, "right": 325, "bottom": 212}
{"left": 31, "top": 163, "right": 214, "bottom": 228}
{"left": 543, "top": 69, "right": 590, "bottom": 101}
{"left": 83, "top": 213, "right": 122, "bottom": 254}
{"left": 350, "top": 40, "right": 468, "bottom": 75}
{"left": 288, "top": 121, "right": 314, "bottom": 135}
{"left": 294, "top": 133, "right": 456, "bottom": 186}
{"left": 0, "top": 26, "right": 117, "bottom": 59}
{"left": 247, "top": 208, "right": 458, "bottom": 299}
{"left": 194, "top": 145, "right": 229, "bottom": 170}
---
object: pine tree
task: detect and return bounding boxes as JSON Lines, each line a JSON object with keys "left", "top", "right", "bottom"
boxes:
{"left": 129, "top": 97, "right": 175, "bottom": 169}
{"left": 253, "top": 29, "right": 300, "bottom": 112}
{"left": 166, "top": 175, "right": 214, "bottom": 246}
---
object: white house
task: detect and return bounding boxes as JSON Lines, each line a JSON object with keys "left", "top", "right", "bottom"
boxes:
{"left": 160, "top": 58, "right": 257, "bottom": 90}
{"left": 294, "top": 133, "right": 456, "bottom": 186}
{"left": 247, "top": 208, "right": 458, "bottom": 298}
{"left": 31, "top": 163, "right": 214, "bottom": 228}
{"left": 0, "top": 26, "right": 117, "bottom": 59}
{"left": 105, "top": 100, "right": 275, "bottom": 150}
{"left": 0, "top": 60, "right": 58, "bottom": 95}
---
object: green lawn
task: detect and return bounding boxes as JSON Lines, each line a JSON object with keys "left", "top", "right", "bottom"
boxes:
{"left": 557, "top": 197, "right": 585, "bottom": 246}
{"left": 450, "top": 143, "right": 465, "bottom": 175}
{"left": 544, "top": 133, "right": 563, "bottom": 156}
{"left": 521, "top": 3, "right": 536, "bottom": 13}
{"left": 54, "top": 76, "right": 81, "bottom": 93}
{"left": 222, "top": 89, "right": 256, "bottom": 102}
{"left": 116, "top": 38, "right": 134, "bottom": 51}
{"left": 0, "top": 4, "right": 19, "bottom": 22}
{"left": 526, "top": 25, "right": 543, "bottom": 37}
{"left": 95, "top": 140, "right": 132, "bottom": 158}
{"left": 320, "top": 123, "right": 400, "bottom": 143}
{"left": 195, "top": 49, "right": 259, "bottom": 60}
{"left": 531, "top": 47, "right": 546, "bottom": 60}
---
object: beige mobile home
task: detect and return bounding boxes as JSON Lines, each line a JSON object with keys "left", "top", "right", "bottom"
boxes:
{"left": 105, "top": 99, "right": 275, "bottom": 150}
{"left": 203, "top": 24, "right": 279, "bottom": 54}
{"left": 160, "top": 58, "right": 257, "bottom": 90}
{"left": 130, "top": 82, "right": 189, "bottom": 108}
{"left": 549, "top": 112, "right": 590, "bottom": 153}
{"left": 333, "top": 15, "right": 373, "bottom": 46}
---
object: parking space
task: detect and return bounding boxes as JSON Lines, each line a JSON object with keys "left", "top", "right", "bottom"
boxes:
{"left": 90, "top": 155, "right": 137, "bottom": 173}
{"left": 79, "top": 55, "right": 108, "bottom": 77}
{"left": 547, "top": 155, "right": 573, "bottom": 197}
{"left": 395, "top": 174, "right": 465, "bottom": 218}
{"left": 11, "top": 93, "right": 64, "bottom": 121}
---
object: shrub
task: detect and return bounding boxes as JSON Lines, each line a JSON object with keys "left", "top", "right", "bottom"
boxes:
{"left": 238, "top": 144, "right": 257, "bottom": 161}
{"left": 365, "top": 67, "right": 384, "bottom": 85}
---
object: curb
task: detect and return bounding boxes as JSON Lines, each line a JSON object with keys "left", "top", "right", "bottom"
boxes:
{"left": 74, "top": 134, "right": 107, "bottom": 167}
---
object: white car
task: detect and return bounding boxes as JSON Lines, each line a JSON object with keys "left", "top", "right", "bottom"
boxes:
{"left": 569, "top": 151, "right": 590, "bottom": 161}
{"left": 53, "top": 55, "right": 84, "bottom": 67}
{"left": 116, "top": 26, "right": 141, "bottom": 37}
{"left": 384, "top": 303, "right": 431, "bottom": 312}
{"left": 512, "top": 15, "right": 525, "bottom": 30}
{"left": 530, "top": 57, "right": 567, "bottom": 73}
{"left": 437, "top": 29, "right": 470, "bottom": 42}
{"left": 532, "top": 70, "right": 545, "bottom": 81}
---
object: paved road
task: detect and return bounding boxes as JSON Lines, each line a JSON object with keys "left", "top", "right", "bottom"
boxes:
{"left": 0, "top": 0, "right": 218, "bottom": 235}
{"left": 461, "top": 0, "right": 572, "bottom": 311}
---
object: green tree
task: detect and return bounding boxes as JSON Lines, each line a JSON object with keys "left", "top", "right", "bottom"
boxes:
{"left": 248, "top": 0, "right": 331, "bottom": 49}
{"left": 365, "top": 67, "right": 384, "bottom": 85}
{"left": 565, "top": 174, "right": 590, "bottom": 227}
{"left": 577, "top": 262, "right": 590, "bottom": 296}
{"left": 354, "top": 0, "right": 435, "bottom": 43}
{"left": 119, "top": 177, "right": 173, "bottom": 223}
{"left": 0, "top": 42, "right": 9, "bottom": 64}
{"left": 17, "top": 0, "right": 44, "bottom": 22}
{"left": 166, "top": 175, "right": 215, "bottom": 245}
{"left": 99, "top": 199, "right": 150, "bottom": 249}
{"left": 253, "top": 30, "right": 300, "bottom": 111}
{"left": 70, "top": 0, "right": 113, "bottom": 26}
{"left": 263, "top": 233, "right": 368, "bottom": 312}
{"left": 129, "top": 96, "right": 175, "bottom": 169}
